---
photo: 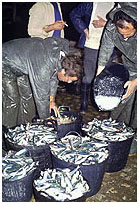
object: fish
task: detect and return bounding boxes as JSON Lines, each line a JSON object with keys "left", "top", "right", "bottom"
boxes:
{"left": 5, "top": 123, "right": 58, "bottom": 146}
{"left": 34, "top": 166, "right": 89, "bottom": 201}
{"left": 2, "top": 149, "right": 36, "bottom": 181}
{"left": 50, "top": 132, "right": 109, "bottom": 165}
{"left": 82, "top": 118, "right": 134, "bottom": 142}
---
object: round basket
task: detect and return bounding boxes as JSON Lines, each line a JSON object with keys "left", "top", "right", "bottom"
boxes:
{"left": 92, "top": 63, "right": 129, "bottom": 111}
{"left": 105, "top": 136, "right": 134, "bottom": 173}
{"left": 51, "top": 154, "right": 106, "bottom": 197}
{"left": 4, "top": 123, "right": 53, "bottom": 173}
{"left": 33, "top": 186, "right": 87, "bottom": 202}
{"left": 2, "top": 170, "right": 34, "bottom": 202}
{"left": 43, "top": 111, "right": 82, "bottom": 139}
{"left": 5, "top": 139, "right": 52, "bottom": 173}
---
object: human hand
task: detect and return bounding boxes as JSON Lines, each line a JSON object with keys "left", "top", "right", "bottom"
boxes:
{"left": 96, "top": 65, "right": 105, "bottom": 76}
{"left": 122, "top": 79, "right": 137, "bottom": 100}
{"left": 84, "top": 28, "right": 89, "bottom": 40}
{"left": 53, "top": 20, "right": 67, "bottom": 30}
{"left": 92, "top": 16, "right": 106, "bottom": 28}
{"left": 50, "top": 101, "right": 60, "bottom": 117}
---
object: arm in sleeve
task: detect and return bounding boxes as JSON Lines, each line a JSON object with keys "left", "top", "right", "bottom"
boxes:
{"left": 49, "top": 71, "right": 59, "bottom": 96}
{"left": 70, "top": 3, "right": 92, "bottom": 34}
{"left": 98, "top": 27, "right": 115, "bottom": 67}
{"left": 28, "top": 68, "right": 51, "bottom": 119}
{"left": 28, "top": 3, "right": 50, "bottom": 38}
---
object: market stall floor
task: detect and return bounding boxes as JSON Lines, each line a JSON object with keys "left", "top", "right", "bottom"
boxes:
{"left": 31, "top": 88, "right": 137, "bottom": 202}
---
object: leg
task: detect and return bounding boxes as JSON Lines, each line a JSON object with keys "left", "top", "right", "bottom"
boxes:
{"left": 2, "top": 75, "right": 20, "bottom": 128}
{"left": 80, "top": 47, "right": 98, "bottom": 113}
{"left": 17, "top": 75, "right": 36, "bottom": 125}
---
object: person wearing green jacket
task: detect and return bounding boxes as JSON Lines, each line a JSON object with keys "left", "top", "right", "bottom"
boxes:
{"left": 96, "top": 2, "right": 137, "bottom": 153}
{"left": 2, "top": 37, "right": 80, "bottom": 128}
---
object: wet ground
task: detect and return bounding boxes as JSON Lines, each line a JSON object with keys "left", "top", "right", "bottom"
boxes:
{"left": 31, "top": 85, "right": 137, "bottom": 202}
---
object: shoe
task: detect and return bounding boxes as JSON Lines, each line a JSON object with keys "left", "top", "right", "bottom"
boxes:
{"left": 80, "top": 83, "right": 90, "bottom": 113}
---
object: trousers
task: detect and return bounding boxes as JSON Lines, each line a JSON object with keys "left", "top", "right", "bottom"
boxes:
{"left": 82, "top": 47, "right": 98, "bottom": 84}
{"left": 2, "top": 68, "right": 36, "bottom": 128}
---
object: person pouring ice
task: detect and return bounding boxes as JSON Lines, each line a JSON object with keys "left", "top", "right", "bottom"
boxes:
{"left": 94, "top": 2, "right": 137, "bottom": 132}
{"left": 2, "top": 37, "right": 80, "bottom": 128}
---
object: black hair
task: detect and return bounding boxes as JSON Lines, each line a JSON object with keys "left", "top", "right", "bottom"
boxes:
{"left": 113, "top": 10, "right": 137, "bottom": 29}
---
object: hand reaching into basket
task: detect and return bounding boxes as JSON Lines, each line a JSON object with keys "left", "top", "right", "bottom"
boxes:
{"left": 50, "top": 96, "right": 60, "bottom": 118}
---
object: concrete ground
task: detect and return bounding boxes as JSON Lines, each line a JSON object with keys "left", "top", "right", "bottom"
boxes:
{"left": 31, "top": 87, "right": 137, "bottom": 202}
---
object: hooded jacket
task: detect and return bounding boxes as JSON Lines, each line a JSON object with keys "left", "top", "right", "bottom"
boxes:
{"left": 2, "top": 37, "right": 69, "bottom": 118}
{"left": 98, "top": 2, "right": 137, "bottom": 79}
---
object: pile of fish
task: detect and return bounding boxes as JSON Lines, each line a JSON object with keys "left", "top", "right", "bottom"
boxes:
{"left": 52, "top": 114, "right": 77, "bottom": 125}
{"left": 33, "top": 114, "right": 77, "bottom": 125}
{"left": 5, "top": 123, "right": 58, "bottom": 146}
{"left": 2, "top": 149, "right": 36, "bottom": 181}
{"left": 82, "top": 118, "right": 134, "bottom": 142}
{"left": 34, "top": 166, "right": 89, "bottom": 201}
{"left": 50, "top": 132, "right": 109, "bottom": 165}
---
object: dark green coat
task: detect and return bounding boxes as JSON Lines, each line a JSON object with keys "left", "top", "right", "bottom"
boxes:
{"left": 97, "top": 2, "right": 137, "bottom": 130}
{"left": 2, "top": 37, "right": 69, "bottom": 121}
{"left": 98, "top": 2, "right": 137, "bottom": 79}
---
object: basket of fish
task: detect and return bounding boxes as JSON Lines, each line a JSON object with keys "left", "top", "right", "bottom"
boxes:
{"left": 2, "top": 149, "right": 36, "bottom": 202}
{"left": 42, "top": 111, "right": 82, "bottom": 139}
{"left": 50, "top": 131, "right": 109, "bottom": 197}
{"left": 33, "top": 166, "right": 89, "bottom": 202}
{"left": 4, "top": 123, "right": 58, "bottom": 171}
{"left": 82, "top": 118, "right": 135, "bottom": 172}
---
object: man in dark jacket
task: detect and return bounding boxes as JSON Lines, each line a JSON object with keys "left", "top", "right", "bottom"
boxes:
{"left": 70, "top": 2, "right": 115, "bottom": 113}
{"left": 96, "top": 3, "right": 137, "bottom": 153}
{"left": 2, "top": 37, "right": 79, "bottom": 128}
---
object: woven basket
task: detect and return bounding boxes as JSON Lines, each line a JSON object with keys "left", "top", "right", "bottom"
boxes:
{"left": 2, "top": 170, "right": 34, "bottom": 202}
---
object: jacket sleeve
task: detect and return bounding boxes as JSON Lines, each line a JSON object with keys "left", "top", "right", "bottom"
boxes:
{"left": 33, "top": 72, "right": 58, "bottom": 118}
{"left": 49, "top": 71, "right": 59, "bottom": 96}
{"left": 70, "top": 3, "right": 92, "bottom": 33}
{"left": 28, "top": 65, "right": 51, "bottom": 118}
{"left": 98, "top": 24, "right": 115, "bottom": 67}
